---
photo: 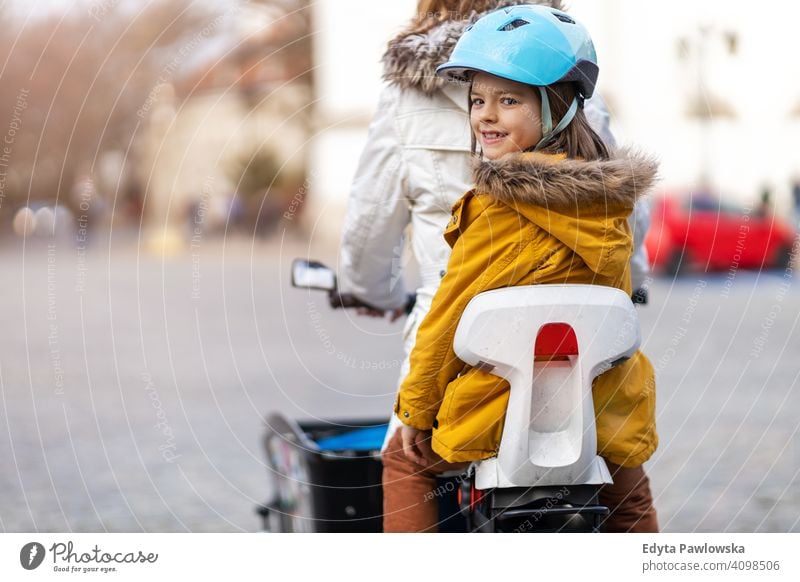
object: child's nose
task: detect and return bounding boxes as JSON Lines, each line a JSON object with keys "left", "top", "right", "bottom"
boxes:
{"left": 479, "top": 104, "right": 497, "bottom": 123}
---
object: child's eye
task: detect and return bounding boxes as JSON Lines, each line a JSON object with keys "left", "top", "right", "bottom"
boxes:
{"left": 501, "top": 97, "right": 519, "bottom": 105}
{"left": 470, "top": 97, "right": 484, "bottom": 106}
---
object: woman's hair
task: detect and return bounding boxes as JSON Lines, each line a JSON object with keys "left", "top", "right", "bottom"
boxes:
{"left": 469, "top": 81, "right": 610, "bottom": 161}
{"left": 404, "top": 1, "right": 506, "bottom": 37}
{"left": 404, "top": 1, "right": 563, "bottom": 37}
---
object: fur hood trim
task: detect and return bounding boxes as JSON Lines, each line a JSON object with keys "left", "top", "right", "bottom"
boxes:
{"left": 382, "top": 1, "right": 564, "bottom": 95}
{"left": 473, "top": 149, "right": 659, "bottom": 211}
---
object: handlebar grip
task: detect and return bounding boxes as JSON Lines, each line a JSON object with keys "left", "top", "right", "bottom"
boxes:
{"left": 405, "top": 293, "right": 416, "bottom": 315}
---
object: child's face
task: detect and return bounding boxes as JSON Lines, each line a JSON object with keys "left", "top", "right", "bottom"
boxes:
{"left": 470, "top": 72, "right": 543, "bottom": 160}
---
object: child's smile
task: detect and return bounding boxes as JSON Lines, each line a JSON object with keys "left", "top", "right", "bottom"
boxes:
{"left": 479, "top": 130, "right": 507, "bottom": 146}
{"left": 470, "top": 72, "right": 543, "bottom": 159}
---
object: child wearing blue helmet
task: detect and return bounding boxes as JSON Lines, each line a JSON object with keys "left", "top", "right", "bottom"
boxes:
{"left": 382, "top": 4, "right": 660, "bottom": 532}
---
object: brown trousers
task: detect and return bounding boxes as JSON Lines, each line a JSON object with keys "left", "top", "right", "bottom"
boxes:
{"left": 382, "top": 429, "right": 658, "bottom": 533}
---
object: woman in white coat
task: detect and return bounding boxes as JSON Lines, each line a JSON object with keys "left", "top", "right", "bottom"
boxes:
{"left": 338, "top": 0, "right": 650, "bottom": 450}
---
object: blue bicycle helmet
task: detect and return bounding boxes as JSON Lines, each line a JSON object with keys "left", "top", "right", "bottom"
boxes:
{"left": 436, "top": 4, "right": 599, "bottom": 150}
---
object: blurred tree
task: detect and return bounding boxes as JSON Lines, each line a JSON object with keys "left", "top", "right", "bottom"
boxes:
{"left": 229, "top": 148, "right": 305, "bottom": 235}
{"left": 233, "top": 149, "right": 282, "bottom": 201}
{"left": 246, "top": 0, "right": 314, "bottom": 88}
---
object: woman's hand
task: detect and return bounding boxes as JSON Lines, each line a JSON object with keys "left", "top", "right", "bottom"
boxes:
{"left": 400, "top": 425, "right": 431, "bottom": 465}
{"left": 356, "top": 306, "right": 405, "bottom": 322}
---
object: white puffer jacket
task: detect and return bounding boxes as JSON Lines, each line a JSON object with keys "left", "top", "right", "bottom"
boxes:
{"left": 337, "top": 2, "right": 650, "bottom": 445}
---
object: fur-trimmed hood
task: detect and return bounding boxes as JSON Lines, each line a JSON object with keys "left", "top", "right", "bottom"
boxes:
{"left": 473, "top": 149, "right": 659, "bottom": 276}
{"left": 383, "top": 1, "right": 564, "bottom": 95}
{"left": 473, "top": 149, "right": 658, "bottom": 212}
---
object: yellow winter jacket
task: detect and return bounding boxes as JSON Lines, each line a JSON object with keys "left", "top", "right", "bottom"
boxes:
{"left": 395, "top": 150, "right": 659, "bottom": 467}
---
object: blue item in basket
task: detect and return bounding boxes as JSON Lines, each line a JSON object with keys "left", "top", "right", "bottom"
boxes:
{"left": 315, "top": 425, "right": 389, "bottom": 452}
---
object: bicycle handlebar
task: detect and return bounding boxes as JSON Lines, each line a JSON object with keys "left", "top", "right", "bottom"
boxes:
{"left": 328, "top": 292, "right": 416, "bottom": 315}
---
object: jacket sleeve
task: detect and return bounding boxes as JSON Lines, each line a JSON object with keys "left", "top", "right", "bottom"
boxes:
{"left": 629, "top": 199, "right": 652, "bottom": 290}
{"left": 338, "top": 87, "right": 411, "bottom": 311}
{"left": 585, "top": 94, "right": 651, "bottom": 288}
{"left": 394, "top": 197, "right": 539, "bottom": 430}
{"left": 584, "top": 93, "right": 616, "bottom": 148}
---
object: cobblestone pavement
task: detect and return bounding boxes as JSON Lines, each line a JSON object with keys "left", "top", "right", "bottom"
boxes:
{"left": 0, "top": 233, "right": 797, "bottom": 532}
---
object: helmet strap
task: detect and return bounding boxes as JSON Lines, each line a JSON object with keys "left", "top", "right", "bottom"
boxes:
{"left": 534, "top": 86, "right": 579, "bottom": 151}
{"left": 537, "top": 86, "right": 553, "bottom": 137}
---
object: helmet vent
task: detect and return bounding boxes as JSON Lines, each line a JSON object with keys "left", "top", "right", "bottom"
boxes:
{"left": 553, "top": 13, "right": 575, "bottom": 24}
{"left": 498, "top": 18, "right": 530, "bottom": 31}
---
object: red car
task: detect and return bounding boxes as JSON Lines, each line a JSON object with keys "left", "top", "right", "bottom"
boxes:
{"left": 645, "top": 194, "right": 796, "bottom": 275}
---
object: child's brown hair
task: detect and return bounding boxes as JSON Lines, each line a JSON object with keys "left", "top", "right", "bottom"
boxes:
{"left": 537, "top": 83, "right": 610, "bottom": 161}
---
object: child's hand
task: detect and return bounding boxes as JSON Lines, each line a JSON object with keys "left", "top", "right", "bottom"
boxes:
{"left": 400, "top": 425, "right": 430, "bottom": 465}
